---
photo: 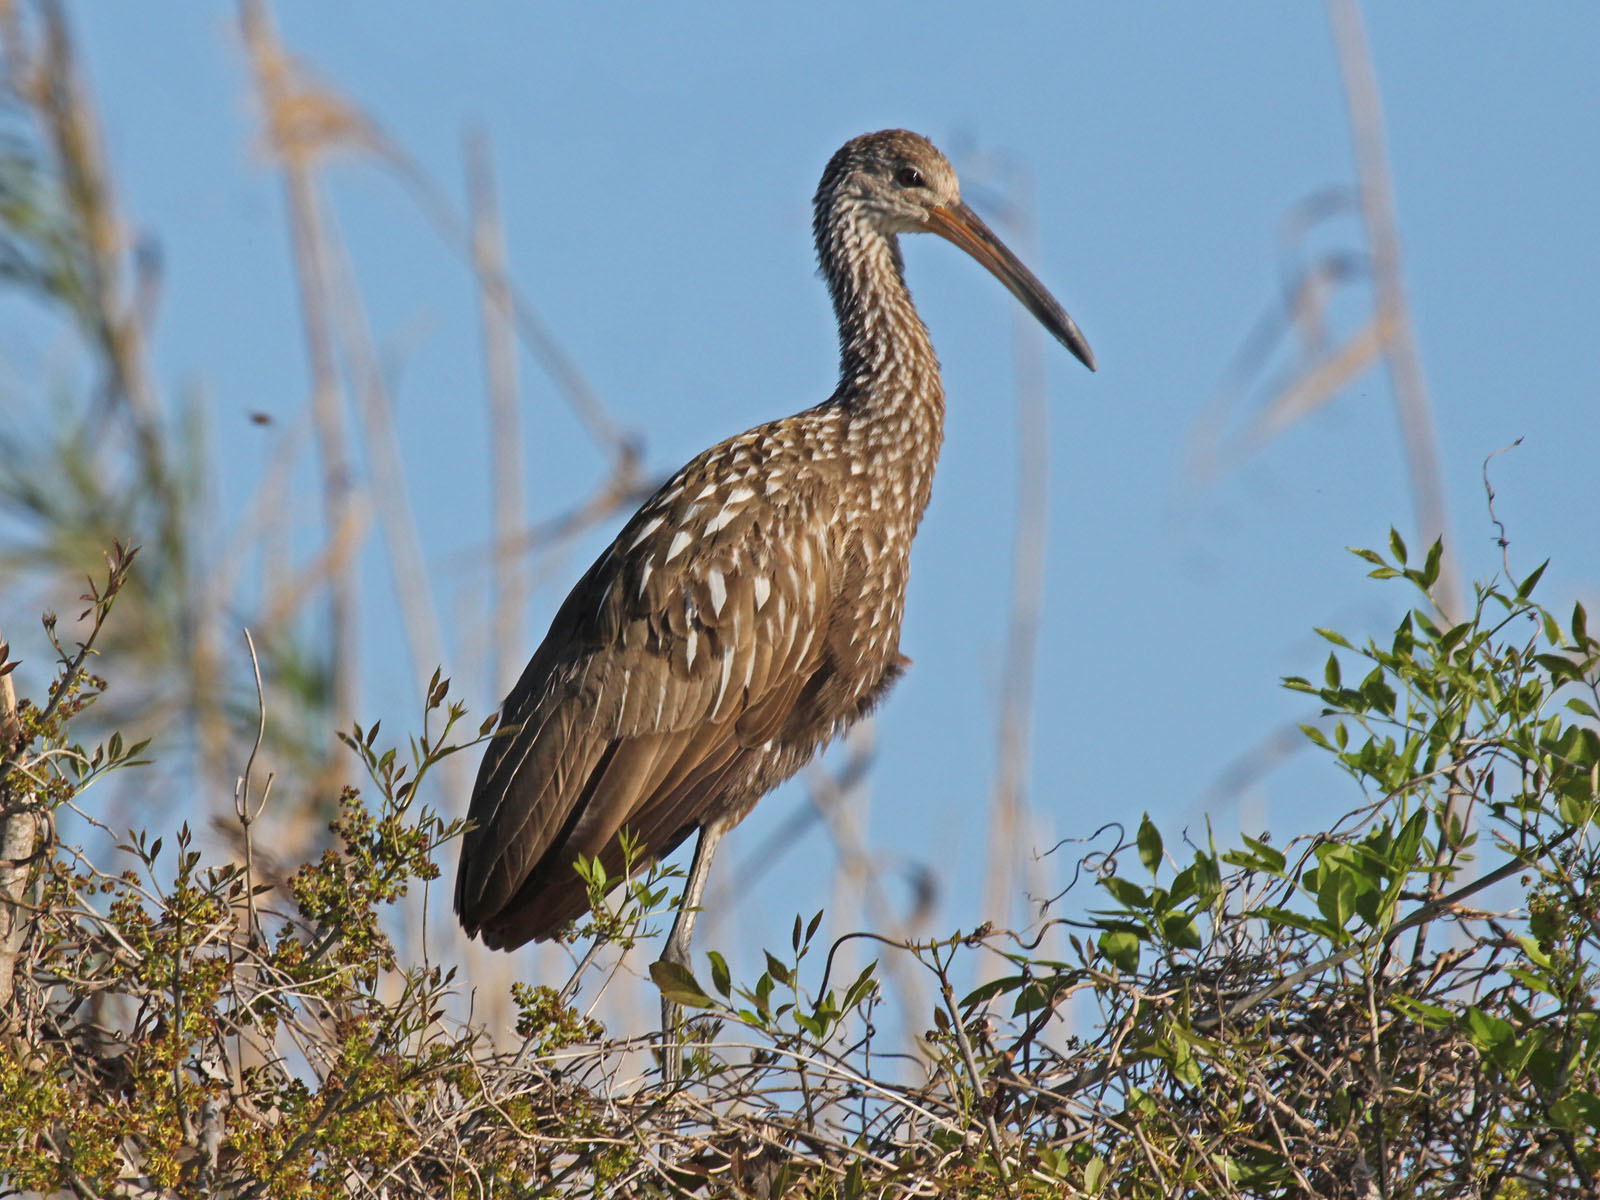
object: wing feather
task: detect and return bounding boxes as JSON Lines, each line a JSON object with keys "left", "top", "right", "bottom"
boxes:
{"left": 455, "top": 475, "right": 834, "bottom": 948}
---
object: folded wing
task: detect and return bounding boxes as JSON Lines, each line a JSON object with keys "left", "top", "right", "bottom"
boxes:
{"left": 455, "top": 480, "right": 831, "bottom": 948}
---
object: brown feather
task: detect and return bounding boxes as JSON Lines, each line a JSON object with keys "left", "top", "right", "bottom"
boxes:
{"left": 455, "top": 504, "right": 836, "bottom": 944}
{"left": 455, "top": 129, "right": 1092, "bottom": 952}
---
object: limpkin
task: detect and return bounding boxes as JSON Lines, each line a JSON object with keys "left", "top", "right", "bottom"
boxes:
{"left": 456, "top": 129, "right": 1093, "bottom": 1035}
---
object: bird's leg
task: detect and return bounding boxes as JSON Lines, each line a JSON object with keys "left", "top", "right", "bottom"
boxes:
{"left": 658, "top": 816, "right": 728, "bottom": 1083}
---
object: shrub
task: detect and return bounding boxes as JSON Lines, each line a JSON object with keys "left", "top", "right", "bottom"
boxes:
{"left": 1, "top": 535, "right": 1595, "bottom": 1197}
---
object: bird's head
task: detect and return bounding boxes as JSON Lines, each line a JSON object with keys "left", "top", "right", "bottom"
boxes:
{"left": 820, "top": 129, "right": 963, "bottom": 235}
{"left": 816, "top": 129, "right": 1094, "bottom": 371}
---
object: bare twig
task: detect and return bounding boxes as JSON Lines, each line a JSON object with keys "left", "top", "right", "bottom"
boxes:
{"left": 941, "top": 976, "right": 1013, "bottom": 1195}
{"left": 234, "top": 628, "right": 274, "bottom": 945}
{"left": 1481, "top": 438, "right": 1524, "bottom": 581}
{"left": 0, "top": 623, "right": 32, "bottom": 1015}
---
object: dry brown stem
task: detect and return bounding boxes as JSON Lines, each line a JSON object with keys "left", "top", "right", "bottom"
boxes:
{"left": 1327, "top": 0, "right": 1459, "bottom": 621}
{"left": 467, "top": 128, "right": 526, "bottom": 701}
{"left": 239, "top": 0, "right": 359, "bottom": 729}
{"left": 1185, "top": 0, "right": 1461, "bottom": 624}
{"left": 0, "top": 625, "right": 31, "bottom": 1014}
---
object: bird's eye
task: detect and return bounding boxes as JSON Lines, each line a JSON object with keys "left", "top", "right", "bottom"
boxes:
{"left": 895, "top": 165, "right": 926, "bottom": 189}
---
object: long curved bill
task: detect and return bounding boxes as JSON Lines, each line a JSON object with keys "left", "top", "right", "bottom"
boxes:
{"left": 926, "top": 201, "right": 1095, "bottom": 371}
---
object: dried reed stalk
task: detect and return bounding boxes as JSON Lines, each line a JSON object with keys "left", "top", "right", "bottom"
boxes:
{"left": 1327, "top": 0, "right": 1459, "bottom": 620}
{"left": 467, "top": 128, "right": 525, "bottom": 701}
{"left": 238, "top": 0, "right": 359, "bottom": 727}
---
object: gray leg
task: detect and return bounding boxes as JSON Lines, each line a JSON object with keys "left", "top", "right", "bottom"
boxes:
{"left": 659, "top": 817, "right": 727, "bottom": 1082}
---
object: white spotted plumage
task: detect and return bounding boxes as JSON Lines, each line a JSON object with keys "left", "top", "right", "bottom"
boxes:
{"left": 629, "top": 515, "right": 665, "bottom": 549}
{"left": 457, "top": 128, "right": 1093, "bottom": 955}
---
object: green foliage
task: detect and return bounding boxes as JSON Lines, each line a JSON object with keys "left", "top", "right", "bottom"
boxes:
{"left": 0, "top": 567, "right": 510, "bottom": 1195}
{"left": 1047, "top": 535, "right": 1600, "bottom": 1197}
{"left": 572, "top": 826, "right": 681, "bottom": 949}
{"left": 651, "top": 907, "right": 881, "bottom": 1050}
{"left": 18, "top": 7, "right": 1591, "bottom": 1193}
{"left": 4, "top": 535, "right": 1598, "bottom": 1196}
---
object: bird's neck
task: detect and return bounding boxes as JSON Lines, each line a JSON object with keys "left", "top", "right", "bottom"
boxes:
{"left": 822, "top": 215, "right": 941, "bottom": 399}
{"left": 818, "top": 211, "right": 946, "bottom": 515}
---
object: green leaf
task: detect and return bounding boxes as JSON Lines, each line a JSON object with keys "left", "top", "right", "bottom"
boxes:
{"left": 649, "top": 961, "right": 716, "bottom": 1010}
{"left": 1463, "top": 1006, "right": 1514, "bottom": 1053}
{"left": 1012, "top": 981, "right": 1051, "bottom": 1014}
{"left": 1205, "top": 1154, "right": 1239, "bottom": 1184}
{"left": 1516, "top": 559, "right": 1548, "bottom": 600}
{"left": 1436, "top": 619, "right": 1469, "bottom": 654}
{"left": 1169, "top": 864, "right": 1196, "bottom": 905}
{"left": 1084, "top": 1155, "right": 1106, "bottom": 1195}
{"left": 1102, "top": 876, "right": 1149, "bottom": 910}
{"left": 1249, "top": 905, "right": 1339, "bottom": 941}
{"left": 1541, "top": 608, "right": 1563, "bottom": 645}
{"left": 1549, "top": 1090, "right": 1600, "bottom": 1133}
{"left": 1098, "top": 929, "right": 1140, "bottom": 972}
{"left": 962, "top": 974, "right": 1023, "bottom": 1007}
{"left": 1558, "top": 792, "right": 1592, "bottom": 827}
{"left": 1242, "top": 835, "right": 1285, "bottom": 873}
{"left": 842, "top": 962, "right": 878, "bottom": 1010}
{"left": 1220, "top": 849, "right": 1262, "bottom": 872}
{"left": 1189, "top": 851, "right": 1222, "bottom": 903}
{"left": 706, "top": 950, "right": 731, "bottom": 998}
{"left": 1505, "top": 967, "right": 1554, "bottom": 997}
{"left": 1300, "top": 723, "right": 1332, "bottom": 751}
{"left": 1420, "top": 538, "right": 1443, "bottom": 587}
{"left": 1388, "top": 528, "right": 1408, "bottom": 565}
{"left": 1159, "top": 1033, "right": 1202, "bottom": 1088}
{"left": 753, "top": 971, "right": 774, "bottom": 1014}
{"left": 1361, "top": 674, "right": 1397, "bottom": 717}
{"left": 1390, "top": 994, "right": 1453, "bottom": 1026}
{"left": 1537, "top": 653, "right": 1581, "bottom": 686}
{"left": 1137, "top": 814, "right": 1163, "bottom": 876}
{"left": 1314, "top": 862, "right": 1358, "bottom": 929}
{"left": 1162, "top": 913, "right": 1203, "bottom": 951}
{"left": 1514, "top": 934, "right": 1552, "bottom": 970}
{"left": 763, "top": 951, "right": 793, "bottom": 987}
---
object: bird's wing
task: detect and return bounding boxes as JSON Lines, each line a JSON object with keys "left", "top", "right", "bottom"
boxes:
{"left": 455, "top": 468, "right": 834, "bottom": 946}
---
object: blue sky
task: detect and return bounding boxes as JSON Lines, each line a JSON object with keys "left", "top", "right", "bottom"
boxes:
{"left": 47, "top": 4, "right": 1600, "bottom": 979}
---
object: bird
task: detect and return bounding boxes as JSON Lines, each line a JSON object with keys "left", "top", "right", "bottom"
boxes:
{"left": 455, "top": 129, "right": 1093, "bottom": 1038}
